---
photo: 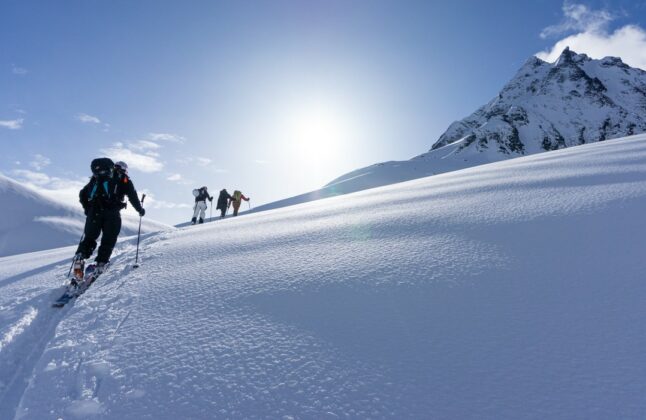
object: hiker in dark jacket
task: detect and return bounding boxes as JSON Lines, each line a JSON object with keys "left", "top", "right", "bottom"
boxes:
{"left": 73, "top": 159, "right": 144, "bottom": 282}
{"left": 191, "top": 186, "right": 213, "bottom": 224}
{"left": 216, "top": 189, "right": 232, "bottom": 218}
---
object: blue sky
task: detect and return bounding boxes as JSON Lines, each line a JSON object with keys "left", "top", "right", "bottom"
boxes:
{"left": 2, "top": 0, "right": 646, "bottom": 224}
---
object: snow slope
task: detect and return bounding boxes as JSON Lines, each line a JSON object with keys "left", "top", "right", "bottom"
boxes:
{"left": 2, "top": 134, "right": 646, "bottom": 418}
{"left": 0, "top": 174, "right": 171, "bottom": 257}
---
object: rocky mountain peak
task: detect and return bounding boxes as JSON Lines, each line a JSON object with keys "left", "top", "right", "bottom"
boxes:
{"left": 428, "top": 49, "right": 646, "bottom": 156}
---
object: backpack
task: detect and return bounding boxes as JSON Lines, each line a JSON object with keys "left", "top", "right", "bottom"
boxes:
{"left": 233, "top": 190, "right": 242, "bottom": 201}
{"left": 91, "top": 158, "right": 114, "bottom": 177}
{"left": 87, "top": 158, "right": 118, "bottom": 206}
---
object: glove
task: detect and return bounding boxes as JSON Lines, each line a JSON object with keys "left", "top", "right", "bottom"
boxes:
{"left": 139, "top": 208, "right": 146, "bottom": 217}
{"left": 208, "top": 197, "right": 213, "bottom": 202}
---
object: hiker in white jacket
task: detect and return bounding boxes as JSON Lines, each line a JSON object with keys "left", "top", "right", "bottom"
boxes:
{"left": 191, "top": 186, "right": 213, "bottom": 224}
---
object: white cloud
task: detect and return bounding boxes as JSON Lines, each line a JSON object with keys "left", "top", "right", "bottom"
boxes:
{"left": 129, "top": 140, "right": 162, "bottom": 152}
{"left": 0, "top": 119, "right": 24, "bottom": 130}
{"left": 537, "top": 3, "right": 646, "bottom": 70}
{"left": 177, "top": 156, "right": 213, "bottom": 166}
{"left": 166, "top": 173, "right": 193, "bottom": 185}
{"left": 11, "top": 169, "right": 87, "bottom": 204}
{"left": 29, "top": 154, "right": 51, "bottom": 171}
{"left": 101, "top": 144, "right": 164, "bottom": 173}
{"left": 148, "top": 132, "right": 185, "bottom": 143}
{"left": 12, "top": 169, "right": 51, "bottom": 185}
{"left": 139, "top": 191, "right": 191, "bottom": 209}
{"left": 540, "top": 2, "right": 614, "bottom": 39}
{"left": 254, "top": 159, "right": 271, "bottom": 165}
{"left": 12, "top": 65, "right": 28, "bottom": 75}
{"left": 76, "top": 113, "right": 101, "bottom": 124}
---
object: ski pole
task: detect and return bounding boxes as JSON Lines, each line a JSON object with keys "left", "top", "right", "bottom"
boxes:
{"left": 134, "top": 194, "right": 146, "bottom": 268}
{"left": 67, "top": 233, "right": 85, "bottom": 277}
{"left": 209, "top": 200, "right": 213, "bottom": 222}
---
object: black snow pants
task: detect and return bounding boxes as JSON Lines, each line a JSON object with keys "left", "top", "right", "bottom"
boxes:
{"left": 76, "top": 208, "right": 122, "bottom": 264}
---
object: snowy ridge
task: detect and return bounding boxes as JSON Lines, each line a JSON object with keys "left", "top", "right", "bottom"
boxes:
{"left": 0, "top": 174, "right": 171, "bottom": 257}
{"left": 1, "top": 134, "right": 646, "bottom": 418}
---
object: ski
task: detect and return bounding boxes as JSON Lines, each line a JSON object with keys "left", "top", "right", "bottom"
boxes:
{"left": 52, "top": 264, "right": 104, "bottom": 307}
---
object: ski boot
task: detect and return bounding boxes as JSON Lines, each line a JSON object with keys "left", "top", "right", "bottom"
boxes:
{"left": 198, "top": 217, "right": 204, "bottom": 224}
{"left": 191, "top": 217, "right": 197, "bottom": 225}
{"left": 95, "top": 261, "right": 108, "bottom": 275}
{"left": 71, "top": 254, "right": 85, "bottom": 286}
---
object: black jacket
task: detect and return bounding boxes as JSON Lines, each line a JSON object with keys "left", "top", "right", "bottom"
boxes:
{"left": 195, "top": 188, "right": 213, "bottom": 203}
{"left": 217, "top": 190, "right": 232, "bottom": 210}
{"left": 80, "top": 173, "right": 144, "bottom": 213}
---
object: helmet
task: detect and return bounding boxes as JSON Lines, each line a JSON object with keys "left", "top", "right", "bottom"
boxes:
{"left": 115, "top": 161, "right": 128, "bottom": 173}
{"left": 202, "top": 186, "right": 208, "bottom": 190}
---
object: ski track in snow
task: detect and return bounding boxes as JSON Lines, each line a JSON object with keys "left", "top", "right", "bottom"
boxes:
{"left": 1, "top": 134, "right": 646, "bottom": 418}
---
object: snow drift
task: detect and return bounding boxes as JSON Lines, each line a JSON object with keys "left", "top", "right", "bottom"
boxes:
{"left": 1, "top": 134, "right": 646, "bottom": 418}
{"left": 0, "top": 174, "right": 171, "bottom": 257}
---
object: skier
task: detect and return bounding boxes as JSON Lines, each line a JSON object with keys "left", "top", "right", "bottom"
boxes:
{"left": 191, "top": 186, "right": 213, "bottom": 224}
{"left": 216, "top": 189, "right": 232, "bottom": 219}
{"left": 229, "top": 190, "right": 250, "bottom": 216}
{"left": 72, "top": 158, "right": 145, "bottom": 282}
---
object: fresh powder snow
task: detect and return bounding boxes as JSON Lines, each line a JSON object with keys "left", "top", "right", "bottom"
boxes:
{"left": 2, "top": 134, "right": 646, "bottom": 418}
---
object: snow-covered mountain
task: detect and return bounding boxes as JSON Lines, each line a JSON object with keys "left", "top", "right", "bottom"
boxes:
{"left": 0, "top": 174, "right": 171, "bottom": 257}
{"left": 431, "top": 47, "right": 646, "bottom": 154}
{"left": 253, "top": 48, "right": 646, "bottom": 213}
{"left": 2, "top": 134, "right": 646, "bottom": 418}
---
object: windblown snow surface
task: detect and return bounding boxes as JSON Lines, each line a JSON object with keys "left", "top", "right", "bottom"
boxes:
{"left": 2, "top": 134, "right": 646, "bottom": 419}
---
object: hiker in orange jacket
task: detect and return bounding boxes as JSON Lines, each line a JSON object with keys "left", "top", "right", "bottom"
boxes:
{"left": 228, "top": 190, "right": 250, "bottom": 216}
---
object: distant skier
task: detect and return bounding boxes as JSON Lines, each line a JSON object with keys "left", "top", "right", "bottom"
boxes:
{"left": 229, "top": 190, "right": 250, "bottom": 216}
{"left": 72, "top": 158, "right": 145, "bottom": 282}
{"left": 216, "top": 188, "right": 232, "bottom": 219}
{"left": 191, "top": 186, "right": 213, "bottom": 224}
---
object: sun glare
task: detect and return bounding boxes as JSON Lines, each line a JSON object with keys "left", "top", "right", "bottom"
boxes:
{"left": 284, "top": 105, "right": 351, "bottom": 163}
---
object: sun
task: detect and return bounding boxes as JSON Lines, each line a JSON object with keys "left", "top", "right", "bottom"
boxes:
{"left": 284, "top": 104, "right": 351, "bottom": 163}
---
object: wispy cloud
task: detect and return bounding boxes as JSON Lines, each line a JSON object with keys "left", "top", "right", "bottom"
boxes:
{"left": 148, "top": 132, "right": 185, "bottom": 143}
{"left": 101, "top": 144, "right": 164, "bottom": 173}
{"left": 140, "top": 191, "right": 191, "bottom": 209}
{"left": 11, "top": 169, "right": 87, "bottom": 204}
{"left": 12, "top": 169, "right": 51, "bottom": 185}
{"left": 254, "top": 159, "right": 271, "bottom": 165}
{"left": 0, "top": 118, "right": 24, "bottom": 130}
{"left": 166, "top": 173, "right": 193, "bottom": 185}
{"left": 11, "top": 64, "right": 28, "bottom": 75}
{"left": 75, "top": 113, "right": 101, "bottom": 124}
{"left": 540, "top": 2, "right": 614, "bottom": 39}
{"left": 129, "top": 140, "right": 162, "bottom": 152}
{"left": 29, "top": 154, "right": 51, "bottom": 171}
{"left": 176, "top": 156, "right": 214, "bottom": 166}
{"left": 537, "top": 2, "right": 646, "bottom": 70}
